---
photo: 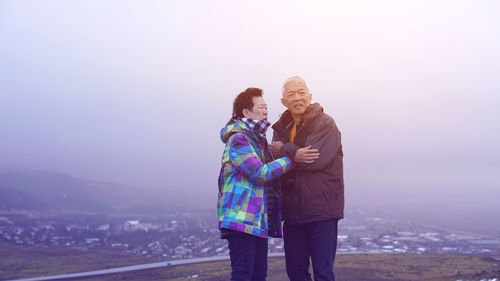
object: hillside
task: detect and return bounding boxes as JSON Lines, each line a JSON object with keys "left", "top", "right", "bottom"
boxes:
{"left": 0, "top": 169, "right": 183, "bottom": 215}
{"left": 53, "top": 255, "right": 500, "bottom": 281}
{"left": 1, "top": 241, "right": 499, "bottom": 281}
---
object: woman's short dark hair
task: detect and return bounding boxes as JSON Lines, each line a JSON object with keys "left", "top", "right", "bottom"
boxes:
{"left": 230, "top": 88, "right": 263, "bottom": 122}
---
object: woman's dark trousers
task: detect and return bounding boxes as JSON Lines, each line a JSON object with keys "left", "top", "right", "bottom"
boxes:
{"left": 227, "top": 234, "right": 268, "bottom": 281}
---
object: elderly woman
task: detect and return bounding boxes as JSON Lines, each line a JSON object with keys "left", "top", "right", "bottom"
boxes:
{"left": 217, "top": 87, "right": 292, "bottom": 281}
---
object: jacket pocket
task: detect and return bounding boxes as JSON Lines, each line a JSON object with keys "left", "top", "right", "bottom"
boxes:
{"left": 231, "top": 185, "right": 250, "bottom": 213}
{"left": 322, "top": 189, "right": 330, "bottom": 200}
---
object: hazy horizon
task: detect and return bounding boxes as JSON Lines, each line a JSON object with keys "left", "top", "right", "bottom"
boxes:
{"left": 1, "top": 1, "right": 499, "bottom": 235}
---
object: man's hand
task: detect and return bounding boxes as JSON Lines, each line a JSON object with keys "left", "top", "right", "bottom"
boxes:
{"left": 270, "top": 141, "right": 284, "bottom": 154}
{"left": 294, "top": 145, "right": 320, "bottom": 163}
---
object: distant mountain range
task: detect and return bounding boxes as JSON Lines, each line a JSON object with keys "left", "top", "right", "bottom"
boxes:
{"left": 0, "top": 169, "right": 184, "bottom": 214}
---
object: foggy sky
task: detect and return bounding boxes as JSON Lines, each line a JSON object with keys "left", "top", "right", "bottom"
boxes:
{"left": 1, "top": 1, "right": 499, "bottom": 233}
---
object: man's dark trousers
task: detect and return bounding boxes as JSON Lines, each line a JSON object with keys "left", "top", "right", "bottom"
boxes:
{"left": 227, "top": 234, "right": 268, "bottom": 281}
{"left": 283, "top": 219, "right": 338, "bottom": 281}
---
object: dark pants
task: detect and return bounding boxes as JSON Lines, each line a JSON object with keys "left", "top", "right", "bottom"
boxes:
{"left": 283, "top": 219, "right": 338, "bottom": 281}
{"left": 227, "top": 234, "right": 268, "bottom": 281}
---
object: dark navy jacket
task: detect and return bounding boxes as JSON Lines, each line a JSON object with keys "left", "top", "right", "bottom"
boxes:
{"left": 272, "top": 103, "right": 344, "bottom": 225}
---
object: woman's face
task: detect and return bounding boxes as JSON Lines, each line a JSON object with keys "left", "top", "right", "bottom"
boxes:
{"left": 244, "top": 96, "right": 268, "bottom": 121}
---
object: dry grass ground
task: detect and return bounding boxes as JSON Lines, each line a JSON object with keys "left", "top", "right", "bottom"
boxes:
{"left": 1, "top": 241, "right": 499, "bottom": 281}
{"left": 0, "top": 241, "right": 157, "bottom": 279}
{"left": 79, "top": 254, "right": 500, "bottom": 281}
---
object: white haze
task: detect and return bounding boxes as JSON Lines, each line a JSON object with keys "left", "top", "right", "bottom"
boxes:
{"left": 0, "top": 0, "right": 499, "bottom": 235}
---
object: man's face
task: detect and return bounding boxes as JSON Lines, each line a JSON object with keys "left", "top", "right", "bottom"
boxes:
{"left": 281, "top": 80, "right": 312, "bottom": 117}
{"left": 244, "top": 96, "right": 268, "bottom": 121}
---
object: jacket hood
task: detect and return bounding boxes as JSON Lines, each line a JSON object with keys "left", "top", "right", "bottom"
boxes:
{"left": 273, "top": 102, "right": 324, "bottom": 130}
{"left": 220, "top": 119, "right": 259, "bottom": 144}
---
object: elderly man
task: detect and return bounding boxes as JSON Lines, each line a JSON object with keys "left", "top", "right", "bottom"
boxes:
{"left": 270, "top": 76, "right": 344, "bottom": 281}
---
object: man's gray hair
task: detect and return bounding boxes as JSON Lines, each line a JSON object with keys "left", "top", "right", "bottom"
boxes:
{"left": 282, "top": 76, "right": 309, "bottom": 96}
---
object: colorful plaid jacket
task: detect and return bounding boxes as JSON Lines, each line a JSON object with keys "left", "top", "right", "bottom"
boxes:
{"left": 218, "top": 120, "right": 292, "bottom": 238}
